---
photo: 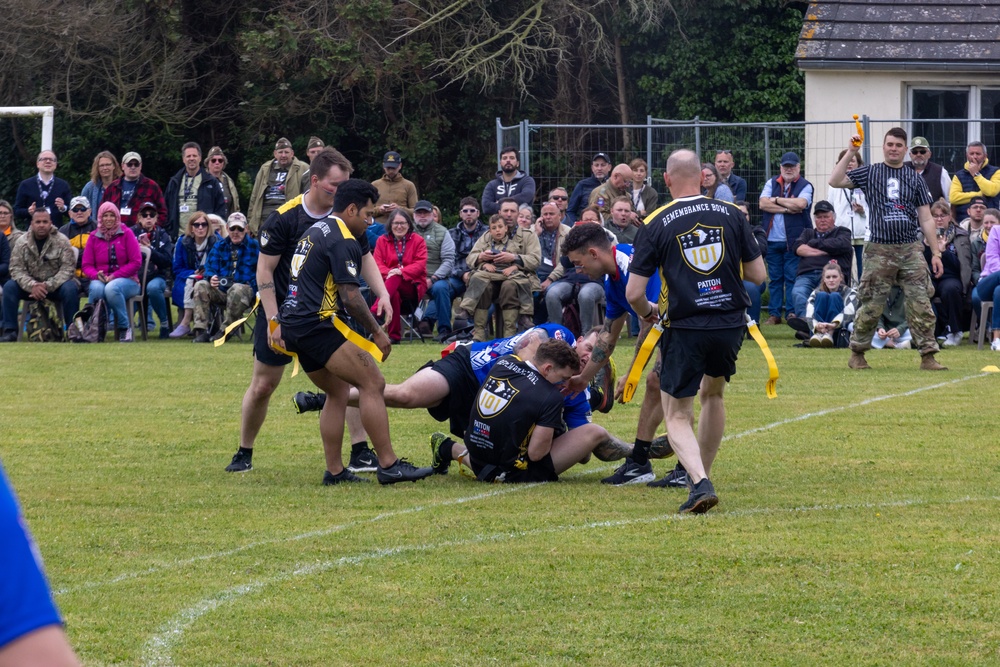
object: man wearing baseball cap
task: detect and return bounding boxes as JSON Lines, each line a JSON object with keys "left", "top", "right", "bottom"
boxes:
{"left": 904, "top": 137, "right": 951, "bottom": 203}
{"left": 371, "top": 150, "right": 418, "bottom": 225}
{"left": 248, "top": 138, "right": 309, "bottom": 235}
{"left": 759, "top": 151, "right": 814, "bottom": 324}
{"left": 58, "top": 196, "right": 97, "bottom": 292}
{"left": 567, "top": 153, "right": 611, "bottom": 223}
{"left": 788, "top": 199, "right": 853, "bottom": 327}
{"left": 102, "top": 151, "right": 168, "bottom": 229}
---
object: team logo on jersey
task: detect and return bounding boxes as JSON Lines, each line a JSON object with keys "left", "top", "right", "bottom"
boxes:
{"left": 477, "top": 377, "right": 518, "bottom": 417}
{"left": 259, "top": 231, "right": 269, "bottom": 247}
{"left": 678, "top": 224, "right": 724, "bottom": 275}
{"left": 346, "top": 260, "right": 358, "bottom": 277}
{"left": 289, "top": 237, "right": 313, "bottom": 279}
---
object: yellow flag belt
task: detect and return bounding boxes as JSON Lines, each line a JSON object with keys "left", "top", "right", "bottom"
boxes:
{"left": 620, "top": 314, "right": 779, "bottom": 402}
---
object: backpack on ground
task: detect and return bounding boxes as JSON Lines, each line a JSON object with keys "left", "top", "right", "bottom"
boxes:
{"left": 67, "top": 301, "right": 107, "bottom": 343}
{"left": 24, "top": 300, "right": 64, "bottom": 342}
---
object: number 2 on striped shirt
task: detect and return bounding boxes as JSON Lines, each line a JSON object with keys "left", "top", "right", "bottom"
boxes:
{"left": 886, "top": 178, "right": 900, "bottom": 200}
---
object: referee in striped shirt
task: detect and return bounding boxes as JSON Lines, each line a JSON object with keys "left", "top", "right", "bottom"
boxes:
{"left": 830, "top": 127, "right": 947, "bottom": 371}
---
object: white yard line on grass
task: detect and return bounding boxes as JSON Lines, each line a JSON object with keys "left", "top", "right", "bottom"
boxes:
{"left": 141, "top": 493, "right": 1000, "bottom": 667}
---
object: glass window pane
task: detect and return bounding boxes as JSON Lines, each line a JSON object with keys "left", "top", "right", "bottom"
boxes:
{"left": 911, "top": 89, "right": 969, "bottom": 173}
{"left": 980, "top": 90, "right": 1000, "bottom": 153}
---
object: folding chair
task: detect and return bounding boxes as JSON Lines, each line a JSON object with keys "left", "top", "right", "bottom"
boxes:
{"left": 126, "top": 246, "right": 152, "bottom": 340}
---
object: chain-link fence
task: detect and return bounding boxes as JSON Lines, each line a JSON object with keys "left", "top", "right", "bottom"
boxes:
{"left": 498, "top": 117, "right": 998, "bottom": 218}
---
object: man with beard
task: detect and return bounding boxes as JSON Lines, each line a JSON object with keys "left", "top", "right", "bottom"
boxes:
{"left": 903, "top": 137, "right": 950, "bottom": 203}
{"left": 481, "top": 146, "right": 537, "bottom": 216}
{"left": 248, "top": 138, "right": 309, "bottom": 234}
{"left": 371, "top": 151, "right": 418, "bottom": 225}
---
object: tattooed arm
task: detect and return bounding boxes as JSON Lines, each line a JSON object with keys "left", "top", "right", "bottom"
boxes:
{"left": 341, "top": 283, "right": 392, "bottom": 360}
{"left": 564, "top": 314, "right": 626, "bottom": 394}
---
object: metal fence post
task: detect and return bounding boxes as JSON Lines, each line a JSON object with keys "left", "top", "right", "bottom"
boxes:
{"left": 521, "top": 119, "right": 530, "bottom": 176}
{"left": 646, "top": 115, "right": 653, "bottom": 178}
{"left": 694, "top": 116, "right": 701, "bottom": 158}
{"left": 861, "top": 114, "right": 871, "bottom": 166}
{"left": 764, "top": 126, "right": 771, "bottom": 181}
{"left": 496, "top": 118, "right": 503, "bottom": 165}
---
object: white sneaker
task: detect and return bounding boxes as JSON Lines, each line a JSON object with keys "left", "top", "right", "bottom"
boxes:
{"left": 991, "top": 339, "right": 1000, "bottom": 352}
{"left": 943, "top": 332, "right": 962, "bottom": 347}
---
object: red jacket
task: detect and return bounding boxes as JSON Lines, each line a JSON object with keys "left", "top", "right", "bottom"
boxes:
{"left": 373, "top": 232, "right": 428, "bottom": 299}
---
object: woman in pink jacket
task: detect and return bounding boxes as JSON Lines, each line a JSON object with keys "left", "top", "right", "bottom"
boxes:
{"left": 372, "top": 209, "right": 427, "bottom": 343}
{"left": 82, "top": 201, "right": 142, "bottom": 341}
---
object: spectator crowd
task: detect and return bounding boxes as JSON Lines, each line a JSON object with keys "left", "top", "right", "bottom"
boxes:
{"left": 1, "top": 136, "right": 998, "bottom": 350}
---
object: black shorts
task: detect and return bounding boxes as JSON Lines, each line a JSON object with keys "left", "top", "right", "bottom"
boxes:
{"left": 426, "top": 345, "right": 480, "bottom": 438}
{"left": 280, "top": 319, "right": 348, "bottom": 374}
{"left": 253, "top": 316, "right": 293, "bottom": 367}
{"left": 471, "top": 453, "right": 558, "bottom": 484}
{"left": 659, "top": 326, "right": 744, "bottom": 398}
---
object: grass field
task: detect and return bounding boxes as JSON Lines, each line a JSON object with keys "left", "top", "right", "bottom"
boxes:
{"left": 2, "top": 327, "right": 999, "bottom": 666}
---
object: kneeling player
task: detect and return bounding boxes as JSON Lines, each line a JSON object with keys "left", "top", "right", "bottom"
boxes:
{"left": 431, "top": 339, "right": 612, "bottom": 482}
{"left": 278, "top": 179, "right": 432, "bottom": 485}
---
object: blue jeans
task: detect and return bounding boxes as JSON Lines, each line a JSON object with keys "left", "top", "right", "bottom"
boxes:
{"left": 766, "top": 241, "right": 799, "bottom": 316}
{"left": 145, "top": 277, "right": 168, "bottom": 328}
{"left": 812, "top": 291, "right": 844, "bottom": 327}
{"left": 422, "top": 277, "right": 463, "bottom": 332}
{"left": 89, "top": 278, "right": 141, "bottom": 331}
{"left": 2, "top": 279, "right": 79, "bottom": 332}
{"left": 744, "top": 281, "right": 765, "bottom": 325}
{"left": 975, "top": 271, "right": 1000, "bottom": 330}
{"left": 853, "top": 244, "right": 864, "bottom": 282}
{"left": 791, "top": 270, "right": 822, "bottom": 318}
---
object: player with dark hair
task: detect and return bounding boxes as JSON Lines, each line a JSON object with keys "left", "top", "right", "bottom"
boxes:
{"left": 278, "top": 179, "right": 432, "bottom": 485}
{"left": 224, "top": 149, "right": 394, "bottom": 480}
{"left": 432, "top": 339, "right": 612, "bottom": 482}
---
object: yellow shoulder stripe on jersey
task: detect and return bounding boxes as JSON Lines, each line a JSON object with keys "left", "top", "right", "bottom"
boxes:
{"left": 277, "top": 194, "right": 304, "bottom": 215}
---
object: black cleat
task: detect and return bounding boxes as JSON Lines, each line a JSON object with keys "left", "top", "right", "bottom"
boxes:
{"left": 347, "top": 447, "right": 378, "bottom": 473}
{"left": 323, "top": 469, "right": 371, "bottom": 485}
{"left": 430, "top": 432, "right": 453, "bottom": 475}
{"left": 376, "top": 458, "right": 434, "bottom": 485}
{"left": 647, "top": 463, "right": 688, "bottom": 488}
{"left": 292, "top": 391, "right": 326, "bottom": 414}
{"left": 678, "top": 478, "right": 718, "bottom": 514}
{"left": 225, "top": 449, "right": 253, "bottom": 472}
{"left": 600, "top": 458, "right": 655, "bottom": 486}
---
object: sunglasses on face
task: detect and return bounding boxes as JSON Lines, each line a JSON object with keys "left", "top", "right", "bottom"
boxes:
{"left": 190, "top": 222, "right": 208, "bottom": 228}
{"left": 229, "top": 226, "right": 245, "bottom": 232}
{"left": 461, "top": 208, "right": 478, "bottom": 214}
{"left": 209, "top": 158, "right": 225, "bottom": 163}
{"left": 140, "top": 211, "right": 157, "bottom": 218}
{"left": 38, "top": 157, "right": 56, "bottom": 162}
{"left": 911, "top": 149, "right": 928, "bottom": 154}
{"left": 71, "top": 206, "right": 89, "bottom": 213}
{"left": 716, "top": 150, "right": 732, "bottom": 155}
{"left": 550, "top": 195, "right": 568, "bottom": 200}
{"left": 125, "top": 161, "right": 141, "bottom": 167}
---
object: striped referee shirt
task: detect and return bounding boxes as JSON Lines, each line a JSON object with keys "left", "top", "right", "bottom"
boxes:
{"left": 847, "top": 164, "right": 932, "bottom": 244}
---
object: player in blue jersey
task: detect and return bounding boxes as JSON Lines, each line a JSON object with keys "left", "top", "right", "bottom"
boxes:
{"left": 563, "top": 222, "right": 673, "bottom": 486}
{"left": 0, "top": 461, "right": 81, "bottom": 666}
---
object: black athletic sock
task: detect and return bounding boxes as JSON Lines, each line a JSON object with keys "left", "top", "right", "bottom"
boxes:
{"left": 632, "top": 439, "right": 651, "bottom": 466}
{"left": 238, "top": 447, "right": 253, "bottom": 458}
{"left": 351, "top": 441, "right": 369, "bottom": 455}
{"left": 439, "top": 437, "right": 456, "bottom": 462}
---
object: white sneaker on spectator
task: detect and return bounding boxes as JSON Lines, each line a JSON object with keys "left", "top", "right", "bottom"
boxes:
{"left": 991, "top": 338, "right": 1000, "bottom": 352}
{"left": 943, "top": 332, "right": 962, "bottom": 347}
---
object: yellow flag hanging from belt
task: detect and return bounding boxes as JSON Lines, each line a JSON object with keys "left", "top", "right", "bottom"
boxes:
{"left": 619, "top": 314, "right": 778, "bottom": 403}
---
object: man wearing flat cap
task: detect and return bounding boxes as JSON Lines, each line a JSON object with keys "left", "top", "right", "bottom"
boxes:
{"left": 371, "top": 150, "right": 418, "bottom": 225}
{"left": 248, "top": 137, "right": 309, "bottom": 234}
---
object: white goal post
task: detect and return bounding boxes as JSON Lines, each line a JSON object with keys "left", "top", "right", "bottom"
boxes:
{"left": 1, "top": 106, "right": 54, "bottom": 151}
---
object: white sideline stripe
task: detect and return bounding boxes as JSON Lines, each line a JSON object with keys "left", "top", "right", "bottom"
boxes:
{"left": 61, "top": 372, "right": 989, "bottom": 597}
{"left": 722, "top": 372, "right": 988, "bottom": 441}
{"left": 141, "top": 494, "right": 999, "bottom": 667}
{"left": 53, "top": 484, "right": 539, "bottom": 596}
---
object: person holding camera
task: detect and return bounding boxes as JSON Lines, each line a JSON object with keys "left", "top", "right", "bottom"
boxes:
{"left": 168, "top": 211, "right": 217, "bottom": 337}
{"left": 190, "top": 213, "right": 259, "bottom": 343}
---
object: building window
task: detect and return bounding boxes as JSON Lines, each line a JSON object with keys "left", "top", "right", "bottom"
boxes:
{"left": 910, "top": 86, "right": 1000, "bottom": 171}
